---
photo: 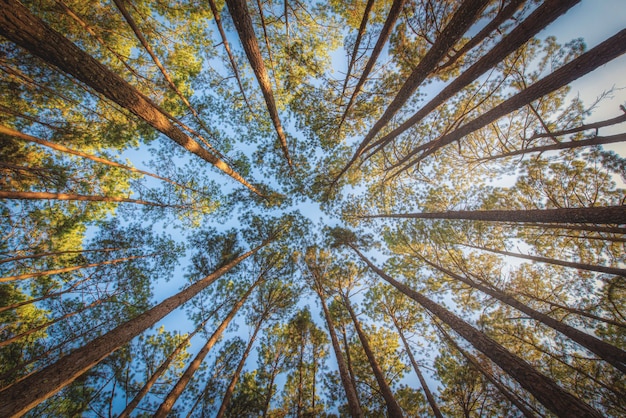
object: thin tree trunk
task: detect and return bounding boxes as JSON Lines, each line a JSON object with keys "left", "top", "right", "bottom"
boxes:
{"left": 518, "top": 222, "right": 626, "bottom": 235}
{"left": 215, "top": 318, "right": 264, "bottom": 418}
{"left": 420, "top": 255, "right": 626, "bottom": 373}
{"left": 225, "top": 0, "right": 292, "bottom": 167}
{"left": 390, "top": 316, "right": 443, "bottom": 418}
{"left": 261, "top": 353, "right": 281, "bottom": 417}
{"left": 434, "top": 321, "right": 539, "bottom": 418}
{"left": 335, "top": 0, "right": 488, "bottom": 185}
{"left": 0, "top": 0, "right": 262, "bottom": 196}
{"left": 362, "top": 0, "right": 579, "bottom": 159}
{"left": 339, "top": 0, "right": 376, "bottom": 106}
{"left": 358, "top": 205, "right": 626, "bottom": 225}
{"left": 348, "top": 244, "right": 602, "bottom": 418}
{"left": 463, "top": 243, "right": 626, "bottom": 277}
{"left": 0, "top": 125, "right": 202, "bottom": 195}
{"left": 342, "top": 293, "right": 404, "bottom": 417}
{"left": 339, "top": 0, "right": 407, "bottom": 130}
{"left": 313, "top": 286, "right": 364, "bottom": 417}
{"left": 153, "top": 276, "right": 262, "bottom": 417}
{"left": 0, "top": 240, "right": 268, "bottom": 417}
{"left": 393, "top": 29, "right": 626, "bottom": 173}
{"left": 340, "top": 323, "right": 361, "bottom": 413}
{"left": 0, "top": 246, "right": 124, "bottom": 266}
{"left": 0, "top": 253, "right": 155, "bottom": 283}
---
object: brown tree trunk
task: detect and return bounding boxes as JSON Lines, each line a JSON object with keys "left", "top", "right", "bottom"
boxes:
{"left": 336, "top": 0, "right": 488, "bottom": 184}
{"left": 359, "top": 205, "right": 626, "bottom": 225}
{"left": 154, "top": 276, "right": 262, "bottom": 417}
{"left": 390, "top": 316, "right": 443, "bottom": 418}
{"left": 421, "top": 255, "right": 626, "bottom": 373}
{"left": 225, "top": 0, "right": 292, "bottom": 167}
{"left": 363, "top": 0, "right": 579, "bottom": 159}
{"left": 0, "top": 253, "right": 155, "bottom": 283}
{"left": 313, "top": 286, "right": 364, "bottom": 417}
{"left": 394, "top": 28, "right": 626, "bottom": 172}
{"left": 340, "top": 323, "right": 361, "bottom": 413}
{"left": 0, "top": 0, "right": 262, "bottom": 196}
{"left": 342, "top": 293, "right": 404, "bottom": 417}
{"left": 0, "top": 241, "right": 268, "bottom": 417}
{"left": 0, "top": 246, "right": 124, "bottom": 266}
{"left": 348, "top": 244, "right": 602, "bottom": 418}
{"left": 215, "top": 318, "right": 264, "bottom": 418}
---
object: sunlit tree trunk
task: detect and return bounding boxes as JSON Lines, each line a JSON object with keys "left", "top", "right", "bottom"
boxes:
{"left": 0, "top": 241, "right": 268, "bottom": 417}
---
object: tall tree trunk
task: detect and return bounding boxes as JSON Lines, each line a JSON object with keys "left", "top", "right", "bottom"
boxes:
{"left": 0, "top": 0, "right": 262, "bottom": 196}
{"left": 434, "top": 321, "right": 538, "bottom": 418}
{"left": 359, "top": 205, "right": 626, "bottom": 225}
{"left": 340, "top": 323, "right": 361, "bottom": 413}
{"left": 225, "top": 0, "right": 292, "bottom": 167}
{"left": 0, "top": 246, "right": 125, "bottom": 266}
{"left": 463, "top": 243, "right": 626, "bottom": 277}
{"left": 154, "top": 276, "right": 262, "bottom": 417}
{"left": 0, "top": 253, "right": 156, "bottom": 283}
{"left": 215, "top": 317, "right": 264, "bottom": 418}
{"left": 363, "top": 0, "right": 579, "bottom": 159}
{"left": 348, "top": 244, "right": 602, "bottom": 418}
{"left": 0, "top": 241, "right": 268, "bottom": 417}
{"left": 339, "top": 0, "right": 407, "bottom": 130}
{"left": 390, "top": 316, "right": 443, "bottom": 418}
{"left": 335, "top": 0, "right": 488, "bottom": 185}
{"left": 421, "top": 255, "right": 626, "bottom": 373}
{"left": 342, "top": 293, "right": 404, "bottom": 417}
{"left": 393, "top": 29, "right": 626, "bottom": 172}
{"left": 313, "top": 286, "right": 364, "bottom": 417}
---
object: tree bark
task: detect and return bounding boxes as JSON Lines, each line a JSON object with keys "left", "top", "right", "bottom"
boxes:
{"left": 359, "top": 205, "right": 626, "bottom": 225}
{"left": 363, "top": 0, "right": 580, "bottom": 159}
{"left": 348, "top": 244, "right": 602, "bottom": 418}
{"left": 393, "top": 29, "right": 626, "bottom": 172}
{"left": 342, "top": 293, "right": 404, "bottom": 417}
{"left": 225, "top": 0, "right": 292, "bottom": 167}
{"left": 0, "top": 0, "right": 262, "bottom": 196}
{"left": 154, "top": 276, "right": 262, "bottom": 417}
{"left": 0, "top": 246, "right": 124, "bottom": 266}
{"left": 0, "top": 241, "right": 268, "bottom": 417}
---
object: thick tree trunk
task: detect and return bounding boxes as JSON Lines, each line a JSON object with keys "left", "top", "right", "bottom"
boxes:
{"left": 215, "top": 318, "right": 264, "bottom": 418}
{"left": 391, "top": 317, "right": 443, "bottom": 418}
{"left": 359, "top": 205, "right": 626, "bottom": 225}
{"left": 314, "top": 287, "right": 364, "bottom": 417}
{"left": 0, "top": 241, "right": 267, "bottom": 417}
{"left": 363, "top": 0, "right": 579, "bottom": 159}
{"left": 342, "top": 294, "right": 404, "bottom": 417}
{"left": 336, "top": 0, "right": 488, "bottom": 184}
{"left": 394, "top": 29, "right": 626, "bottom": 172}
{"left": 421, "top": 255, "right": 626, "bottom": 373}
{"left": 0, "top": 0, "right": 262, "bottom": 196}
{"left": 463, "top": 243, "right": 626, "bottom": 277}
{"left": 348, "top": 244, "right": 602, "bottom": 418}
{"left": 0, "top": 253, "right": 155, "bottom": 283}
{"left": 225, "top": 0, "right": 292, "bottom": 167}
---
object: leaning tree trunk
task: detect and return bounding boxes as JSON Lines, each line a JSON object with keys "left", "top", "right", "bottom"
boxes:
{"left": 153, "top": 275, "right": 262, "bottom": 417}
{"left": 360, "top": 205, "right": 626, "bottom": 225}
{"left": 342, "top": 293, "right": 404, "bottom": 417}
{"left": 0, "top": 240, "right": 268, "bottom": 417}
{"left": 225, "top": 0, "right": 292, "bottom": 167}
{"left": 393, "top": 28, "right": 626, "bottom": 172}
{"left": 0, "top": 0, "right": 262, "bottom": 196}
{"left": 363, "top": 0, "right": 579, "bottom": 159}
{"left": 348, "top": 244, "right": 602, "bottom": 418}
{"left": 313, "top": 286, "right": 364, "bottom": 417}
{"left": 421, "top": 255, "right": 626, "bottom": 373}
{"left": 390, "top": 315, "right": 443, "bottom": 418}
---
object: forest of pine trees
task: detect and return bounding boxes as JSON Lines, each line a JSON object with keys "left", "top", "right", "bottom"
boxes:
{"left": 1, "top": 0, "right": 625, "bottom": 416}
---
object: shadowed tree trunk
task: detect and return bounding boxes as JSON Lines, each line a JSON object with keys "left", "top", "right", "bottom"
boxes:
{"left": 342, "top": 293, "right": 405, "bottom": 417}
{"left": 225, "top": 0, "right": 292, "bottom": 167}
{"left": 347, "top": 243, "right": 602, "bottom": 418}
{"left": 0, "top": 241, "right": 268, "bottom": 417}
{"left": 362, "top": 0, "right": 580, "bottom": 159}
{"left": 0, "top": 0, "right": 262, "bottom": 196}
{"left": 153, "top": 275, "right": 263, "bottom": 417}
{"left": 0, "top": 246, "right": 124, "bottom": 266}
{"left": 358, "top": 205, "right": 626, "bottom": 225}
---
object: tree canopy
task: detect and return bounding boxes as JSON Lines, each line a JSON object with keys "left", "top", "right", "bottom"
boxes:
{"left": 1, "top": 0, "right": 625, "bottom": 416}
